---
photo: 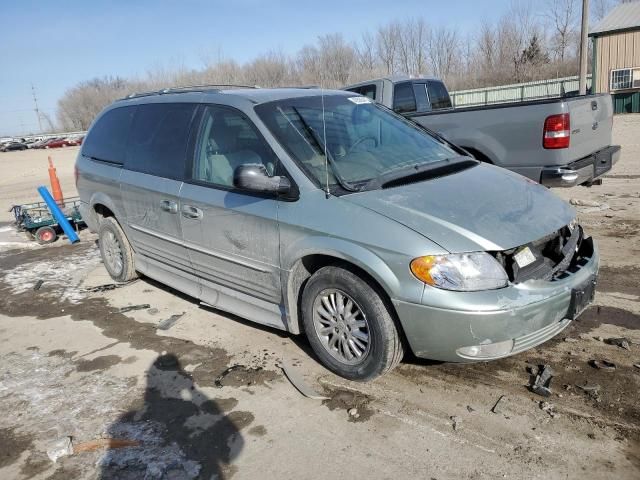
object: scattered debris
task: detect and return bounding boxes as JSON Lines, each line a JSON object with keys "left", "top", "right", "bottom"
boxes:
{"left": 157, "top": 313, "right": 184, "bottom": 331}
{"left": 540, "top": 401, "right": 557, "bottom": 418}
{"left": 118, "top": 304, "right": 151, "bottom": 313}
{"left": 85, "top": 279, "right": 139, "bottom": 293}
{"left": 633, "top": 363, "right": 640, "bottom": 369}
{"left": 322, "top": 389, "right": 373, "bottom": 422}
{"left": 33, "top": 279, "right": 44, "bottom": 291}
{"left": 281, "top": 362, "right": 329, "bottom": 400}
{"left": 450, "top": 415, "right": 462, "bottom": 430}
{"left": 569, "top": 199, "right": 601, "bottom": 207}
{"left": 47, "top": 436, "right": 73, "bottom": 462}
{"left": 214, "top": 365, "right": 243, "bottom": 387}
{"left": 73, "top": 438, "right": 140, "bottom": 453}
{"left": 576, "top": 384, "right": 601, "bottom": 400}
{"left": 466, "top": 405, "right": 475, "bottom": 413}
{"left": 589, "top": 359, "right": 616, "bottom": 371}
{"left": 46, "top": 435, "right": 140, "bottom": 462}
{"left": 604, "top": 337, "right": 631, "bottom": 350}
{"left": 563, "top": 337, "right": 578, "bottom": 343}
{"left": 530, "top": 364, "right": 554, "bottom": 397}
{"left": 491, "top": 395, "right": 506, "bottom": 414}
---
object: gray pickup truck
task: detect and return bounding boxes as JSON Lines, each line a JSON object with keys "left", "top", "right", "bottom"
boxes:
{"left": 344, "top": 76, "right": 620, "bottom": 187}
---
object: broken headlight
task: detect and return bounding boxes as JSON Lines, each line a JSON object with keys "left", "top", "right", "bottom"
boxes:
{"left": 410, "top": 252, "right": 509, "bottom": 291}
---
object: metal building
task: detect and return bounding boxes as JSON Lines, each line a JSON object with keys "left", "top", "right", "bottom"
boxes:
{"left": 590, "top": 2, "right": 640, "bottom": 113}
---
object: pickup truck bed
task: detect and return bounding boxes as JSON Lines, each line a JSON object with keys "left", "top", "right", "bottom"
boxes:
{"left": 344, "top": 77, "right": 620, "bottom": 187}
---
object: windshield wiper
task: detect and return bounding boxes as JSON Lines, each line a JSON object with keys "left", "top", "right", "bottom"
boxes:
{"left": 363, "top": 156, "right": 478, "bottom": 190}
{"left": 287, "top": 107, "right": 360, "bottom": 193}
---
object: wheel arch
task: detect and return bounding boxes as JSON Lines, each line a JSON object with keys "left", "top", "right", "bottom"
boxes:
{"left": 282, "top": 240, "right": 402, "bottom": 335}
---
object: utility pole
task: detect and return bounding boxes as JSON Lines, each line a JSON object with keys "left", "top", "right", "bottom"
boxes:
{"left": 31, "top": 83, "right": 43, "bottom": 132}
{"left": 578, "top": 0, "right": 590, "bottom": 95}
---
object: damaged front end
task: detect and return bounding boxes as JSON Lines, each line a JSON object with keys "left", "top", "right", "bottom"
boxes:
{"left": 395, "top": 221, "right": 599, "bottom": 363}
{"left": 493, "top": 222, "right": 595, "bottom": 284}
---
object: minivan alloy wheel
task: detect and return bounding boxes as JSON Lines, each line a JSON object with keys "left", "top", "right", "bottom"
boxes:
{"left": 102, "top": 230, "right": 123, "bottom": 276}
{"left": 312, "top": 289, "right": 370, "bottom": 364}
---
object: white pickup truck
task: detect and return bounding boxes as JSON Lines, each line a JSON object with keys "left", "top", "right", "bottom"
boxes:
{"left": 344, "top": 76, "right": 620, "bottom": 187}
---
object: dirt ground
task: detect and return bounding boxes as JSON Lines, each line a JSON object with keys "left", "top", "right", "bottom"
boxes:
{"left": 0, "top": 116, "right": 639, "bottom": 480}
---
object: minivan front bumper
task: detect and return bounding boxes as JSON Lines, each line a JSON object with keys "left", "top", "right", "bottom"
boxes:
{"left": 393, "top": 240, "right": 599, "bottom": 362}
{"left": 540, "top": 145, "right": 620, "bottom": 187}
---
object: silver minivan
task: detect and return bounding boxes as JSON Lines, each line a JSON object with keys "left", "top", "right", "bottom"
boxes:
{"left": 77, "top": 87, "right": 598, "bottom": 380}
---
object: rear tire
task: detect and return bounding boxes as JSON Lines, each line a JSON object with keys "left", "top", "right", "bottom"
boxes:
{"left": 301, "top": 266, "right": 404, "bottom": 381}
{"left": 35, "top": 226, "right": 57, "bottom": 244}
{"left": 98, "top": 217, "right": 137, "bottom": 282}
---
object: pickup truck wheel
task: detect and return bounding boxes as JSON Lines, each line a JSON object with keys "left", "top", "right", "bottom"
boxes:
{"left": 98, "top": 217, "right": 137, "bottom": 282}
{"left": 301, "top": 266, "right": 404, "bottom": 381}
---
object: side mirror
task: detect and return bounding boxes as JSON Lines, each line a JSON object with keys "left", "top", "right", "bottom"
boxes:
{"left": 233, "top": 164, "right": 291, "bottom": 195}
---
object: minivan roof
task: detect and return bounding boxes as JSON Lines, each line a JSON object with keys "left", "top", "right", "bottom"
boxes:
{"left": 116, "top": 87, "right": 354, "bottom": 107}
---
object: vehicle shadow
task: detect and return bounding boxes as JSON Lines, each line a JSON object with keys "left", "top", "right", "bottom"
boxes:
{"left": 98, "top": 353, "right": 244, "bottom": 479}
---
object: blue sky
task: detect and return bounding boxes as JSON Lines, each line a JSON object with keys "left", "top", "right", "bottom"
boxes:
{"left": 1, "top": 0, "right": 511, "bottom": 136}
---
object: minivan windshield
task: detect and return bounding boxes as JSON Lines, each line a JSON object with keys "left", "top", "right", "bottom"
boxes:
{"left": 255, "top": 94, "right": 458, "bottom": 191}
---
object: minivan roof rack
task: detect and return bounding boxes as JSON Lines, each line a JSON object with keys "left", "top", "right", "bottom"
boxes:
{"left": 120, "top": 84, "right": 259, "bottom": 100}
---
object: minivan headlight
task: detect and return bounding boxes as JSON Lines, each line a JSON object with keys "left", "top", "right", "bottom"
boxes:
{"left": 410, "top": 252, "right": 508, "bottom": 291}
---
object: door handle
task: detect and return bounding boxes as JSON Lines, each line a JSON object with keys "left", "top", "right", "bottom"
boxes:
{"left": 160, "top": 200, "right": 178, "bottom": 214}
{"left": 181, "top": 204, "right": 203, "bottom": 220}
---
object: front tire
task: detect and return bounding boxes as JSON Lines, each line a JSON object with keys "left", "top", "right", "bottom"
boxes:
{"left": 98, "top": 217, "right": 137, "bottom": 282}
{"left": 301, "top": 266, "right": 404, "bottom": 381}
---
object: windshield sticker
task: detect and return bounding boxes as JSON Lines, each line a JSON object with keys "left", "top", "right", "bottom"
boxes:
{"left": 348, "top": 96, "right": 372, "bottom": 104}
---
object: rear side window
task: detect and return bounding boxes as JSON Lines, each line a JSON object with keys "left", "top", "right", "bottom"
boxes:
{"left": 346, "top": 84, "right": 377, "bottom": 100}
{"left": 393, "top": 83, "right": 416, "bottom": 113}
{"left": 82, "top": 106, "right": 136, "bottom": 164}
{"left": 427, "top": 81, "right": 452, "bottom": 110}
{"left": 125, "top": 103, "right": 197, "bottom": 179}
{"left": 413, "top": 83, "right": 430, "bottom": 112}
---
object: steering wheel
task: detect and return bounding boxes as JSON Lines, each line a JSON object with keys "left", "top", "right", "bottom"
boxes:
{"left": 347, "top": 136, "right": 378, "bottom": 154}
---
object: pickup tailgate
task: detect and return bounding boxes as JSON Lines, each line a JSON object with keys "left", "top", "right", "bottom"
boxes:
{"left": 567, "top": 94, "right": 613, "bottom": 160}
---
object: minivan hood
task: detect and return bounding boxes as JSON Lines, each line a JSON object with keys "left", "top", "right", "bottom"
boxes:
{"left": 344, "top": 163, "right": 575, "bottom": 253}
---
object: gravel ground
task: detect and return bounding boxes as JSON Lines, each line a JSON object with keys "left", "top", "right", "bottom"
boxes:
{"left": 0, "top": 116, "right": 638, "bottom": 479}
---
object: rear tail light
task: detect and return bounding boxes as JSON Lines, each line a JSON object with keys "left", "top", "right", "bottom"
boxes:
{"left": 543, "top": 113, "right": 570, "bottom": 149}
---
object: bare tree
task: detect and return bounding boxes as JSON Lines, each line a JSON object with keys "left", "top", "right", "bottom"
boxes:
{"left": 376, "top": 22, "right": 401, "bottom": 74}
{"left": 397, "top": 19, "right": 429, "bottom": 75}
{"left": 546, "top": 0, "right": 578, "bottom": 63}
{"left": 427, "top": 26, "right": 460, "bottom": 82}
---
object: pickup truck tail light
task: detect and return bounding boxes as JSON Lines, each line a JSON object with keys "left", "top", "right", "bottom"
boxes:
{"left": 543, "top": 113, "right": 570, "bottom": 149}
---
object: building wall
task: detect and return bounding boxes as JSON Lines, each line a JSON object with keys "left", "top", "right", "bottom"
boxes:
{"left": 594, "top": 29, "right": 640, "bottom": 93}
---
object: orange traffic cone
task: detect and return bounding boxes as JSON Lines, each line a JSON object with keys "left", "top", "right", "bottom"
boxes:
{"left": 48, "top": 156, "right": 64, "bottom": 206}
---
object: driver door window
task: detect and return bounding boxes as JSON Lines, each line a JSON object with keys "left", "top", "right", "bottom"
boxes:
{"left": 192, "top": 106, "right": 278, "bottom": 188}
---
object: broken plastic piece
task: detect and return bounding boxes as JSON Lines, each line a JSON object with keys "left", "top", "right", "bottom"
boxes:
{"left": 157, "top": 313, "right": 184, "bottom": 330}
{"left": 450, "top": 415, "right": 462, "bottom": 430}
{"left": 589, "top": 359, "right": 616, "bottom": 371}
{"left": 576, "top": 384, "right": 601, "bottom": 399}
{"left": 531, "top": 364, "right": 554, "bottom": 397}
{"left": 491, "top": 395, "right": 506, "bottom": 414}
{"left": 119, "top": 304, "right": 151, "bottom": 313}
{"left": 281, "top": 361, "right": 329, "bottom": 400}
{"left": 604, "top": 337, "right": 631, "bottom": 350}
{"left": 47, "top": 436, "right": 73, "bottom": 462}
